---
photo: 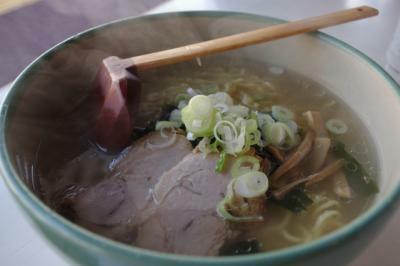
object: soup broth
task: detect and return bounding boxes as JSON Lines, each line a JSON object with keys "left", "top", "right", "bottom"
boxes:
{"left": 41, "top": 60, "right": 378, "bottom": 256}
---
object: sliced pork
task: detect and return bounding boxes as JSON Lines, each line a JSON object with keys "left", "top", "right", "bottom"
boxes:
{"left": 135, "top": 153, "right": 235, "bottom": 256}
{"left": 70, "top": 132, "right": 192, "bottom": 240}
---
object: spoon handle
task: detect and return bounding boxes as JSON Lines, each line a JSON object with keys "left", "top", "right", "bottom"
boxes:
{"left": 122, "top": 6, "right": 378, "bottom": 70}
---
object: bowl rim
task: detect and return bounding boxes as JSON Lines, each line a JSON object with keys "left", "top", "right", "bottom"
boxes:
{"left": 1, "top": 10, "right": 400, "bottom": 265}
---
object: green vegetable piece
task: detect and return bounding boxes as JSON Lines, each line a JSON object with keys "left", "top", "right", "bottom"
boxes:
{"left": 210, "top": 139, "right": 222, "bottom": 152}
{"left": 181, "top": 95, "right": 217, "bottom": 137}
{"left": 271, "top": 105, "right": 294, "bottom": 122}
{"left": 268, "top": 123, "right": 286, "bottom": 145}
{"left": 331, "top": 141, "right": 379, "bottom": 195}
{"left": 216, "top": 151, "right": 227, "bottom": 173}
{"left": 181, "top": 105, "right": 215, "bottom": 137}
{"left": 262, "top": 122, "right": 298, "bottom": 149}
{"left": 249, "top": 111, "right": 258, "bottom": 121}
{"left": 231, "top": 156, "right": 261, "bottom": 178}
{"left": 155, "top": 121, "right": 181, "bottom": 131}
{"left": 175, "top": 93, "right": 190, "bottom": 104}
{"left": 169, "top": 109, "right": 181, "bottom": 122}
{"left": 246, "top": 119, "right": 258, "bottom": 133}
{"left": 234, "top": 171, "right": 269, "bottom": 198}
{"left": 326, "top": 119, "right": 348, "bottom": 135}
{"left": 189, "top": 95, "right": 213, "bottom": 117}
{"left": 273, "top": 187, "right": 313, "bottom": 213}
{"left": 256, "top": 112, "right": 274, "bottom": 129}
{"left": 216, "top": 199, "right": 263, "bottom": 222}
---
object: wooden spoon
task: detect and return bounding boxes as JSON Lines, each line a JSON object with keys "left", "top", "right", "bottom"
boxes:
{"left": 92, "top": 6, "right": 378, "bottom": 152}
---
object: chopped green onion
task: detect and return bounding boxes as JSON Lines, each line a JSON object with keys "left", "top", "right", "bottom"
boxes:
{"left": 187, "top": 87, "right": 198, "bottom": 96}
{"left": 262, "top": 122, "right": 299, "bottom": 149}
{"left": 175, "top": 93, "right": 190, "bottom": 104}
{"left": 231, "top": 156, "right": 261, "bottom": 178}
{"left": 177, "top": 100, "right": 188, "bottom": 109}
{"left": 285, "top": 120, "right": 298, "bottom": 133}
{"left": 229, "top": 105, "right": 249, "bottom": 118}
{"left": 181, "top": 95, "right": 216, "bottom": 137}
{"left": 155, "top": 121, "right": 181, "bottom": 131}
{"left": 198, "top": 137, "right": 211, "bottom": 157}
{"left": 215, "top": 151, "right": 227, "bottom": 173}
{"left": 213, "top": 118, "right": 246, "bottom": 155}
{"left": 188, "top": 95, "right": 213, "bottom": 118}
{"left": 234, "top": 171, "right": 269, "bottom": 198}
{"left": 221, "top": 112, "right": 241, "bottom": 123}
{"left": 246, "top": 130, "right": 261, "bottom": 146}
{"left": 224, "top": 179, "right": 236, "bottom": 203}
{"left": 256, "top": 112, "right": 274, "bottom": 129}
{"left": 210, "top": 139, "right": 222, "bottom": 152}
{"left": 214, "top": 120, "right": 238, "bottom": 144}
{"left": 272, "top": 105, "right": 294, "bottom": 122}
{"left": 214, "top": 103, "right": 229, "bottom": 113}
{"left": 216, "top": 200, "right": 263, "bottom": 222}
{"left": 249, "top": 111, "right": 258, "bottom": 121}
{"left": 243, "top": 119, "right": 261, "bottom": 151}
{"left": 267, "top": 123, "right": 286, "bottom": 146}
{"left": 208, "top": 92, "right": 233, "bottom": 106}
{"left": 169, "top": 109, "right": 181, "bottom": 122}
{"left": 326, "top": 119, "right": 348, "bottom": 135}
{"left": 246, "top": 119, "right": 258, "bottom": 133}
{"left": 190, "top": 117, "right": 214, "bottom": 136}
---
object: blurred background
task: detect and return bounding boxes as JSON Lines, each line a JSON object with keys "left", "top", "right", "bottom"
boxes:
{"left": 0, "top": 0, "right": 399, "bottom": 265}
{"left": 1, "top": 0, "right": 399, "bottom": 87}
{"left": 0, "top": 0, "right": 165, "bottom": 86}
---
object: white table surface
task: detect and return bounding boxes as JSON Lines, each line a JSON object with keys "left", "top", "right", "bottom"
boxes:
{"left": 1, "top": 0, "right": 400, "bottom": 265}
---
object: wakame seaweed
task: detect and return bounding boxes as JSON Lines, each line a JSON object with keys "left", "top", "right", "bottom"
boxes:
{"left": 272, "top": 187, "right": 313, "bottom": 213}
{"left": 254, "top": 145, "right": 281, "bottom": 175}
{"left": 331, "top": 141, "right": 379, "bottom": 196}
{"left": 189, "top": 138, "right": 201, "bottom": 148}
{"left": 219, "top": 239, "right": 261, "bottom": 256}
{"left": 131, "top": 121, "right": 156, "bottom": 140}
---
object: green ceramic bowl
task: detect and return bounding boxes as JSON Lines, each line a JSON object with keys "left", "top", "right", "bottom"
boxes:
{"left": 1, "top": 11, "right": 400, "bottom": 266}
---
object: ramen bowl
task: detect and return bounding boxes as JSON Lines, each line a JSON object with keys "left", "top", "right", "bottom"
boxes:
{"left": 1, "top": 11, "right": 400, "bottom": 266}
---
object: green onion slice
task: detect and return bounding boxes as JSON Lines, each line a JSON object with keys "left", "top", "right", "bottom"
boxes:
{"left": 256, "top": 112, "right": 274, "bottom": 129}
{"left": 326, "top": 118, "right": 348, "bottom": 135}
{"left": 175, "top": 93, "right": 190, "bottom": 104}
{"left": 155, "top": 121, "right": 181, "bottom": 131}
{"left": 216, "top": 200, "right": 263, "bottom": 222}
{"left": 169, "top": 109, "right": 181, "bottom": 122}
{"left": 188, "top": 95, "right": 213, "bottom": 118}
{"left": 231, "top": 156, "right": 261, "bottom": 178}
{"left": 213, "top": 120, "right": 238, "bottom": 144}
{"left": 263, "top": 122, "right": 298, "bottom": 149}
{"left": 272, "top": 105, "right": 294, "bottom": 122}
{"left": 234, "top": 171, "right": 269, "bottom": 198}
{"left": 208, "top": 92, "right": 233, "bottom": 106}
{"left": 181, "top": 95, "right": 216, "bottom": 137}
{"left": 215, "top": 151, "right": 227, "bottom": 173}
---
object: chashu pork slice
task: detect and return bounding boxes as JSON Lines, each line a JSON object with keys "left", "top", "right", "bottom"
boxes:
{"left": 135, "top": 152, "right": 235, "bottom": 256}
{"left": 71, "top": 132, "right": 192, "bottom": 241}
